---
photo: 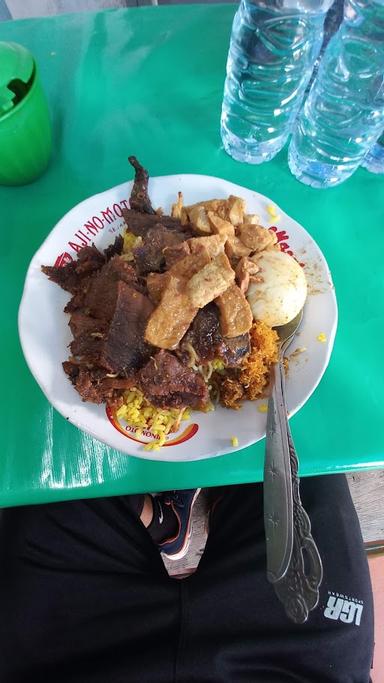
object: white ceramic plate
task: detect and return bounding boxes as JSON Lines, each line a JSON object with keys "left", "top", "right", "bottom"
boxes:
{"left": 18, "top": 175, "right": 337, "bottom": 462}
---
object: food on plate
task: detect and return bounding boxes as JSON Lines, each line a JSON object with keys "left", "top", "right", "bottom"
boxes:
{"left": 246, "top": 250, "right": 307, "bottom": 328}
{"left": 116, "top": 388, "right": 192, "bottom": 451}
{"left": 217, "top": 321, "right": 279, "bottom": 409}
{"left": 138, "top": 350, "right": 209, "bottom": 409}
{"left": 145, "top": 274, "right": 199, "bottom": 350}
{"left": 237, "top": 222, "right": 277, "bottom": 252}
{"left": 235, "top": 256, "right": 260, "bottom": 294}
{"left": 207, "top": 213, "right": 235, "bottom": 238}
{"left": 216, "top": 284, "right": 253, "bottom": 337}
{"left": 186, "top": 252, "right": 235, "bottom": 309}
{"left": 42, "top": 157, "right": 307, "bottom": 448}
{"left": 127, "top": 155, "right": 156, "bottom": 215}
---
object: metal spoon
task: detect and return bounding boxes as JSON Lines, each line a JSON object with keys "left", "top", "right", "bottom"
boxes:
{"left": 263, "top": 309, "right": 323, "bottom": 624}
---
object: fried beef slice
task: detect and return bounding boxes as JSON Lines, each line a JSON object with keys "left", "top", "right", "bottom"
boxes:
{"left": 64, "top": 281, "right": 154, "bottom": 403}
{"left": 128, "top": 156, "right": 156, "bottom": 215}
{"left": 180, "top": 304, "right": 250, "bottom": 367}
{"left": 41, "top": 245, "right": 105, "bottom": 294}
{"left": 138, "top": 350, "right": 209, "bottom": 410}
{"left": 82, "top": 256, "right": 140, "bottom": 320}
{"left": 69, "top": 280, "right": 154, "bottom": 374}
{"left": 122, "top": 208, "right": 190, "bottom": 238}
{"left": 134, "top": 224, "right": 187, "bottom": 275}
{"left": 62, "top": 362, "right": 135, "bottom": 407}
{"left": 100, "top": 281, "right": 154, "bottom": 375}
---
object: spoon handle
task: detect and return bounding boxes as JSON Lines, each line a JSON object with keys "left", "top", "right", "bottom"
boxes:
{"left": 264, "top": 355, "right": 323, "bottom": 623}
{"left": 273, "top": 424, "right": 323, "bottom": 623}
{"left": 264, "top": 358, "right": 294, "bottom": 583}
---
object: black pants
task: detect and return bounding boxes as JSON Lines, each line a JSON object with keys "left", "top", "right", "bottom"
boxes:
{"left": 0, "top": 475, "right": 373, "bottom": 682}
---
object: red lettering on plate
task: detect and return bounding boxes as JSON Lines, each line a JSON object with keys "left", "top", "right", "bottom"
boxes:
{"left": 77, "top": 229, "right": 92, "bottom": 244}
{"left": 125, "top": 425, "right": 138, "bottom": 434}
{"left": 92, "top": 216, "right": 104, "bottom": 229}
{"left": 269, "top": 226, "right": 289, "bottom": 243}
{"left": 101, "top": 207, "right": 115, "bottom": 224}
{"left": 59, "top": 197, "right": 133, "bottom": 258}
{"left": 84, "top": 221, "right": 98, "bottom": 236}
{"left": 113, "top": 203, "right": 123, "bottom": 218}
{"left": 279, "top": 242, "right": 293, "bottom": 254}
{"left": 68, "top": 241, "right": 84, "bottom": 253}
{"left": 54, "top": 252, "right": 73, "bottom": 267}
{"left": 269, "top": 227, "right": 305, "bottom": 267}
{"left": 74, "top": 231, "right": 89, "bottom": 247}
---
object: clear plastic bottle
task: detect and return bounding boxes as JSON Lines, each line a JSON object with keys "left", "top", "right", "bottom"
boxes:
{"left": 305, "top": 0, "right": 344, "bottom": 92}
{"left": 220, "top": 0, "right": 334, "bottom": 165}
{"left": 289, "top": 0, "right": 384, "bottom": 188}
{"left": 362, "top": 131, "right": 384, "bottom": 174}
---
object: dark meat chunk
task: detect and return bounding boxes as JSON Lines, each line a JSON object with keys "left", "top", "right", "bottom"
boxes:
{"left": 83, "top": 280, "right": 117, "bottom": 321}
{"left": 64, "top": 284, "right": 92, "bottom": 314}
{"left": 63, "top": 254, "right": 139, "bottom": 316}
{"left": 62, "top": 359, "right": 81, "bottom": 382}
{"left": 68, "top": 312, "right": 108, "bottom": 339}
{"left": 134, "top": 224, "right": 187, "bottom": 275}
{"left": 220, "top": 334, "right": 251, "bottom": 367}
{"left": 128, "top": 156, "right": 155, "bottom": 215}
{"left": 42, "top": 245, "right": 105, "bottom": 294}
{"left": 102, "top": 254, "right": 139, "bottom": 286}
{"left": 163, "top": 242, "right": 191, "bottom": 269}
{"left": 180, "top": 304, "right": 250, "bottom": 368}
{"left": 70, "top": 334, "right": 105, "bottom": 367}
{"left": 186, "top": 304, "right": 222, "bottom": 363}
{"left": 122, "top": 209, "right": 191, "bottom": 237}
{"left": 138, "top": 350, "right": 209, "bottom": 410}
{"left": 100, "top": 281, "right": 154, "bottom": 375}
{"left": 63, "top": 362, "right": 135, "bottom": 407}
{"left": 84, "top": 256, "right": 139, "bottom": 320}
{"left": 63, "top": 281, "right": 155, "bottom": 399}
{"left": 63, "top": 363, "right": 107, "bottom": 403}
{"left": 104, "top": 235, "right": 123, "bottom": 261}
{"left": 75, "top": 245, "right": 105, "bottom": 273}
{"left": 68, "top": 314, "right": 108, "bottom": 368}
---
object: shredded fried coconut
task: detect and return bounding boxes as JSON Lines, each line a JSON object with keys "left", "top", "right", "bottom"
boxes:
{"left": 218, "top": 321, "right": 279, "bottom": 409}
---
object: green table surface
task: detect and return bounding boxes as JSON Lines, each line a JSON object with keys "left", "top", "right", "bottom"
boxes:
{"left": 1, "top": 5, "right": 383, "bottom": 508}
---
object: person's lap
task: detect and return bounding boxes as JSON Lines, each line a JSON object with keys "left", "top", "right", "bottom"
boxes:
{"left": 0, "top": 475, "right": 373, "bottom": 682}
{"left": 184, "top": 476, "right": 374, "bottom": 682}
{"left": 0, "top": 496, "right": 180, "bottom": 682}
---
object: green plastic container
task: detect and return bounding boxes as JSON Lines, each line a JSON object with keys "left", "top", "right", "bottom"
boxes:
{"left": 0, "top": 42, "right": 52, "bottom": 185}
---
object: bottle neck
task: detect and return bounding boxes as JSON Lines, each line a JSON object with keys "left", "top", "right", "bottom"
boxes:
{"left": 243, "top": 0, "right": 334, "bottom": 14}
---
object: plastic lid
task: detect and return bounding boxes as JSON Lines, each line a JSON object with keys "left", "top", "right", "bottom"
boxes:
{"left": 0, "top": 41, "right": 35, "bottom": 118}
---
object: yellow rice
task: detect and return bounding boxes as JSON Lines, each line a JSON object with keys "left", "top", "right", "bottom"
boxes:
{"left": 122, "top": 230, "right": 142, "bottom": 260}
{"left": 116, "top": 388, "right": 191, "bottom": 450}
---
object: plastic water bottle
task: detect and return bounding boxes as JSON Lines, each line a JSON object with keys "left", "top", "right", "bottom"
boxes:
{"left": 289, "top": 0, "right": 384, "bottom": 188}
{"left": 306, "top": 0, "right": 344, "bottom": 92}
{"left": 220, "top": 0, "right": 334, "bottom": 165}
{"left": 362, "top": 131, "right": 384, "bottom": 174}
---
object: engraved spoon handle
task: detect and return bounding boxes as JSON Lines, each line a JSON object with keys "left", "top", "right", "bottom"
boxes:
{"left": 264, "top": 355, "right": 294, "bottom": 583}
{"left": 274, "top": 425, "right": 323, "bottom": 624}
{"left": 264, "top": 349, "right": 323, "bottom": 623}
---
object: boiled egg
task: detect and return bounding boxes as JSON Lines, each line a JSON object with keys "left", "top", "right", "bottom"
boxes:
{"left": 246, "top": 250, "right": 307, "bottom": 327}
